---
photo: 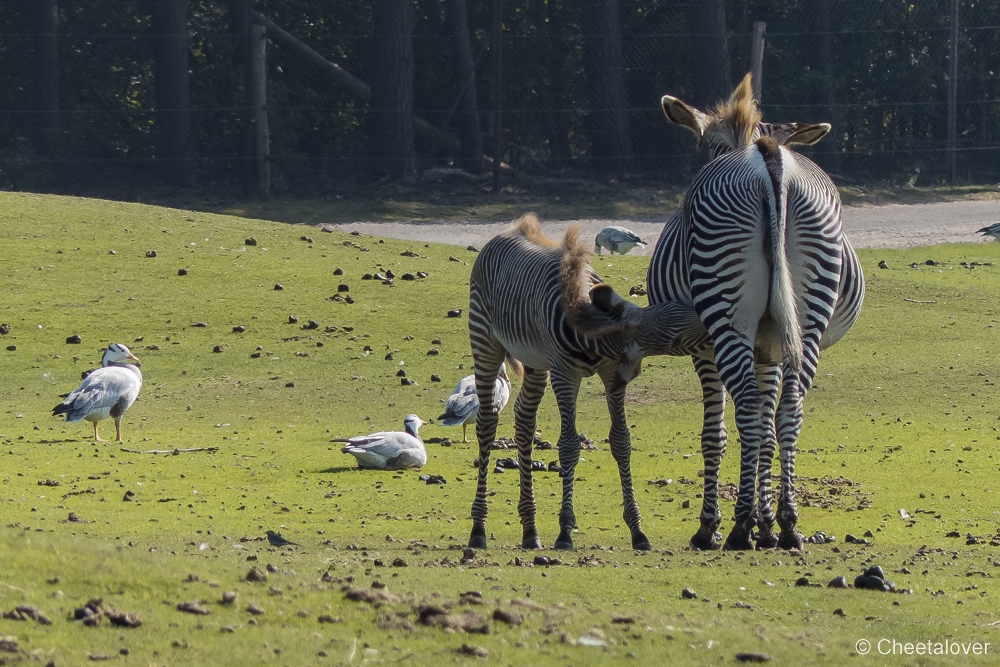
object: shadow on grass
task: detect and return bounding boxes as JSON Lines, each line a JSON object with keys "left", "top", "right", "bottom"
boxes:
{"left": 316, "top": 466, "right": 362, "bottom": 474}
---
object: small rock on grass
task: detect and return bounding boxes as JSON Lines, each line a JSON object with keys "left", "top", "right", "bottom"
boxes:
{"left": 459, "top": 644, "right": 488, "bottom": 658}
{"left": 177, "top": 600, "right": 211, "bottom": 615}
{"left": 2, "top": 605, "right": 52, "bottom": 625}
{"left": 735, "top": 652, "right": 773, "bottom": 663}
{"left": 681, "top": 587, "right": 697, "bottom": 599}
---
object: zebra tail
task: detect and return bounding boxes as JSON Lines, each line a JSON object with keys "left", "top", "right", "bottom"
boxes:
{"left": 504, "top": 352, "right": 525, "bottom": 382}
{"left": 757, "top": 137, "right": 803, "bottom": 373}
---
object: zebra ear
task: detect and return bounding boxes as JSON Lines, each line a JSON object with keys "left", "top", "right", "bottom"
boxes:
{"left": 590, "top": 284, "right": 626, "bottom": 318}
{"left": 766, "top": 122, "right": 831, "bottom": 146}
{"left": 661, "top": 95, "right": 710, "bottom": 140}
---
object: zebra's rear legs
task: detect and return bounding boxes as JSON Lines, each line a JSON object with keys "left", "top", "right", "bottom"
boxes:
{"left": 775, "top": 367, "right": 807, "bottom": 550}
{"left": 753, "top": 364, "right": 782, "bottom": 550}
{"left": 691, "top": 358, "right": 726, "bottom": 550}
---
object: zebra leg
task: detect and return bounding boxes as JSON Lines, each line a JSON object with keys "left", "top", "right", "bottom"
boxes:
{"left": 550, "top": 369, "right": 583, "bottom": 551}
{"left": 601, "top": 368, "right": 651, "bottom": 551}
{"left": 753, "top": 363, "right": 781, "bottom": 549}
{"left": 514, "top": 367, "right": 549, "bottom": 550}
{"left": 468, "top": 352, "right": 505, "bottom": 550}
{"left": 690, "top": 356, "right": 726, "bottom": 551}
{"left": 715, "top": 338, "right": 766, "bottom": 551}
{"left": 775, "top": 358, "right": 813, "bottom": 550}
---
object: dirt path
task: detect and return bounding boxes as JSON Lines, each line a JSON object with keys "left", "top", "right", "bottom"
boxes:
{"left": 324, "top": 200, "right": 1000, "bottom": 253}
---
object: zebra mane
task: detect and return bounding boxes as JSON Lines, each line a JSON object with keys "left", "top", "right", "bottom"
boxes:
{"left": 557, "top": 223, "right": 592, "bottom": 320}
{"left": 514, "top": 213, "right": 560, "bottom": 248}
{"left": 709, "top": 73, "right": 761, "bottom": 150}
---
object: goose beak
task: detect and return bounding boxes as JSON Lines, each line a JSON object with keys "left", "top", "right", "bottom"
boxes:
{"left": 127, "top": 353, "right": 141, "bottom": 366}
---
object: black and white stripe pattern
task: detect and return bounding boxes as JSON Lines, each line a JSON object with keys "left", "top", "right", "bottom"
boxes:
{"left": 649, "top": 76, "right": 865, "bottom": 550}
{"left": 466, "top": 214, "right": 709, "bottom": 551}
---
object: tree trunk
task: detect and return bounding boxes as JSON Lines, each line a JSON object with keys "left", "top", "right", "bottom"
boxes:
{"left": 444, "top": 0, "right": 483, "bottom": 173}
{"left": 583, "top": 0, "right": 632, "bottom": 174}
{"left": 228, "top": 0, "right": 254, "bottom": 196}
{"left": 808, "top": 0, "right": 842, "bottom": 174}
{"left": 151, "top": 0, "right": 194, "bottom": 186}
{"left": 31, "top": 0, "right": 60, "bottom": 158}
{"left": 370, "top": 0, "right": 416, "bottom": 179}
{"left": 687, "top": 0, "right": 731, "bottom": 108}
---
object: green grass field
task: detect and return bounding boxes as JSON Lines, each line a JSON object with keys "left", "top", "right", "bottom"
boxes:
{"left": 2, "top": 191, "right": 1000, "bottom": 665}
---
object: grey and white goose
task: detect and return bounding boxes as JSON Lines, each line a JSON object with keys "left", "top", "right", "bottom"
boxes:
{"left": 338, "top": 414, "right": 427, "bottom": 470}
{"left": 53, "top": 343, "right": 143, "bottom": 442}
{"left": 595, "top": 226, "right": 647, "bottom": 255}
{"left": 438, "top": 363, "right": 512, "bottom": 443}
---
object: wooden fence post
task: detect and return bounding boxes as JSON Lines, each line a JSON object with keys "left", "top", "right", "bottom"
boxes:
{"left": 251, "top": 22, "right": 270, "bottom": 199}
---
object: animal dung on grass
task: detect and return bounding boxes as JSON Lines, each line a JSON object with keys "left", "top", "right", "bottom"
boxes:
{"left": 145, "top": 250, "right": 157, "bottom": 258}
{"left": 245, "top": 237, "right": 257, "bottom": 246}
{"left": 447, "top": 309, "right": 463, "bottom": 318}
{"left": 66, "top": 334, "right": 82, "bottom": 344}
{"left": 177, "top": 268, "right": 188, "bottom": 276}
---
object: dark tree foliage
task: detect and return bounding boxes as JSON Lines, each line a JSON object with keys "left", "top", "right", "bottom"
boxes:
{"left": 0, "top": 0, "right": 998, "bottom": 196}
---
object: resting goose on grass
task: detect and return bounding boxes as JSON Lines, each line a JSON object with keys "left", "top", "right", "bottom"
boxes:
{"left": 438, "top": 363, "right": 512, "bottom": 443}
{"left": 52, "top": 343, "right": 142, "bottom": 442}
{"left": 339, "top": 414, "right": 427, "bottom": 470}
{"left": 594, "top": 225, "right": 647, "bottom": 255}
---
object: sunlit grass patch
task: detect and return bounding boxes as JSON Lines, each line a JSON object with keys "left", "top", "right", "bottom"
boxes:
{"left": 1, "top": 191, "right": 1000, "bottom": 665}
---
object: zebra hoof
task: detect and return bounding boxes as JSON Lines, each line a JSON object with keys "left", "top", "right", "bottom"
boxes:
{"left": 690, "top": 532, "right": 722, "bottom": 551}
{"left": 632, "top": 532, "right": 652, "bottom": 551}
{"left": 521, "top": 533, "right": 542, "bottom": 550}
{"left": 554, "top": 531, "right": 574, "bottom": 551}
{"left": 777, "top": 531, "right": 804, "bottom": 550}
{"left": 722, "top": 528, "right": 754, "bottom": 551}
{"left": 756, "top": 533, "right": 779, "bottom": 549}
{"left": 468, "top": 528, "right": 488, "bottom": 550}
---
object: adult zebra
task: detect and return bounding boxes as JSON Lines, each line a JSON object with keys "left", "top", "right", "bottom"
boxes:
{"left": 648, "top": 75, "right": 865, "bottom": 551}
{"left": 466, "top": 214, "right": 709, "bottom": 551}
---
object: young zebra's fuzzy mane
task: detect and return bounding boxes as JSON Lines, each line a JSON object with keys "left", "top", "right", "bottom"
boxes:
{"left": 557, "top": 223, "right": 591, "bottom": 319}
{"left": 514, "top": 212, "right": 560, "bottom": 248}
{"left": 709, "top": 73, "right": 762, "bottom": 150}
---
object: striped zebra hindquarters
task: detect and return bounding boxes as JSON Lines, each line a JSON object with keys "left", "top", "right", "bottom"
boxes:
{"left": 653, "top": 76, "right": 864, "bottom": 551}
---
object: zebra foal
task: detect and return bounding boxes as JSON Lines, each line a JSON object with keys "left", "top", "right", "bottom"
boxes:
{"left": 647, "top": 75, "right": 865, "bottom": 550}
{"left": 466, "top": 214, "right": 708, "bottom": 551}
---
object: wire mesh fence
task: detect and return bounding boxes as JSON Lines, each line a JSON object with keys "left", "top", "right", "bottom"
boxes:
{"left": 0, "top": 0, "right": 997, "bottom": 193}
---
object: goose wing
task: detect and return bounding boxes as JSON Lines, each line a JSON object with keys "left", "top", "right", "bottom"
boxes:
{"left": 492, "top": 374, "right": 511, "bottom": 413}
{"left": 53, "top": 367, "right": 140, "bottom": 422}
{"left": 608, "top": 225, "right": 645, "bottom": 246}
{"left": 438, "top": 375, "right": 480, "bottom": 425}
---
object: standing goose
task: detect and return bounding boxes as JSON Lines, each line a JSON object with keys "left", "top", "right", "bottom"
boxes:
{"left": 595, "top": 226, "right": 647, "bottom": 255}
{"left": 52, "top": 343, "right": 143, "bottom": 442}
{"left": 338, "top": 414, "right": 427, "bottom": 470}
{"left": 438, "top": 363, "right": 513, "bottom": 443}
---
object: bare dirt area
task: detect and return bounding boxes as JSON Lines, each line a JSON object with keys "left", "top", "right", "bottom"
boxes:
{"left": 323, "top": 200, "right": 1000, "bottom": 252}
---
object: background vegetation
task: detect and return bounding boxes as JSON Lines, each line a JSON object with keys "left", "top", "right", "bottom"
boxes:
{"left": 1, "top": 192, "right": 1000, "bottom": 664}
{"left": 1, "top": 0, "right": 998, "bottom": 200}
